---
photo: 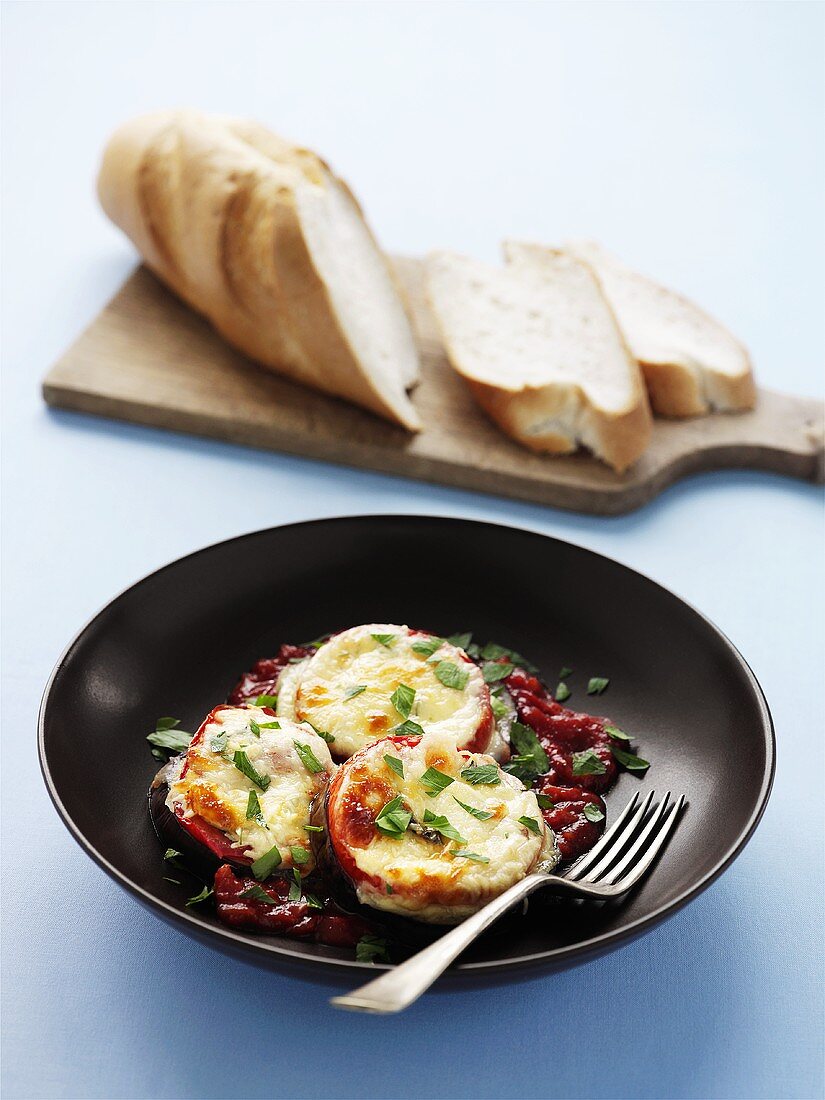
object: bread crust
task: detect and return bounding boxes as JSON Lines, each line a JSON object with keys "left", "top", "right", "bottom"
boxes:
{"left": 563, "top": 240, "right": 757, "bottom": 417}
{"left": 426, "top": 249, "right": 652, "bottom": 474}
{"left": 97, "top": 110, "right": 420, "bottom": 430}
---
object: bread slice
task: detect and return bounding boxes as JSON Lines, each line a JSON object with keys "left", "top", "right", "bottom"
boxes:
{"left": 554, "top": 240, "right": 756, "bottom": 417}
{"left": 425, "top": 249, "right": 652, "bottom": 473}
{"left": 97, "top": 110, "right": 421, "bottom": 430}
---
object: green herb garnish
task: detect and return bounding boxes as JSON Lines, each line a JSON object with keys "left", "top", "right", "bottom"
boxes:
{"left": 555, "top": 682, "right": 571, "bottom": 702}
{"left": 434, "top": 661, "right": 470, "bottom": 691}
{"left": 459, "top": 764, "right": 501, "bottom": 786}
{"left": 584, "top": 803, "right": 605, "bottom": 822}
{"left": 245, "top": 789, "right": 267, "bottom": 827}
{"left": 571, "top": 748, "right": 607, "bottom": 776}
{"left": 453, "top": 796, "right": 493, "bottom": 821}
{"left": 518, "top": 816, "right": 542, "bottom": 835}
{"left": 559, "top": 666, "right": 573, "bottom": 680}
{"left": 605, "top": 724, "right": 630, "bottom": 742}
{"left": 447, "top": 632, "right": 473, "bottom": 650}
{"left": 536, "top": 794, "right": 555, "bottom": 811}
{"left": 185, "top": 885, "right": 214, "bottom": 908}
{"left": 233, "top": 749, "right": 271, "bottom": 790}
{"left": 210, "top": 730, "right": 228, "bottom": 753}
{"left": 450, "top": 850, "right": 490, "bottom": 863}
{"left": 290, "top": 845, "right": 310, "bottom": 865}
{"left": 375, "top": 796, "right": 412, "bottom": 838}
{"left": 249, "top": 718, "right": 261, "bottom": 737}
{"left": 293, "top": 741, "right": 326, "bottom": 775}
{"left": 253, "top": 694, "right": 278, "bottom": 708}
{"left": 240, "top": 883, "right": 278, "bottom": 904}
{"left": 392, "top": 719, "right": 425, "bottom": 737}
{"left": 356, "top": 934, "right": 391, "bottom": 963}
{"left": 419, "top": 767, "right": 455, "bottom": 797}
{"left": 343, "top": 685, "right": 367, "bottom": 701}
{"left": 490, "top": 695, "right": 509, "bottom": 720}
{"left": 611, "top": 746, "right": 650, "bottom": 772}
{"left": 503, "top": 722, "right": 549, "bottom": 782}
{"left": 304, "top": 823, "right": 324, "bottom": 833}
{"left": 305, "top": 893, "right": 323, "bottom": 910}
{"left": 288, "top": 868, "right": 302, "bottom": 902}
{"left": 422, "top": 809, "right": 466, "bottom": 844}
{"left": 483, "top": 662, "right": 514, "bottom": 684}
{"left": 384, "top": 754, "right": 405, "bottom": 779}
{"left": 390, "top": 683, "right": 415, "bottom": 718}
{"left": 251, "top": 843, "right": 282, "bottom": 880}
{"left": 147, "top": 716, "right": 192, "bottom": 754}
{"left": 587, "top": 677, "right": 610, "bottom": 695}
{"left": 411, "top": 636, "right": 444, "bottom": 657}
{"left": 371, "top": 633, "right": 396, "bottom": 648}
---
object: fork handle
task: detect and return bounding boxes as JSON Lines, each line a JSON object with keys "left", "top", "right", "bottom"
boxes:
{"left": 331, "top": 872, "right": 574, "bottom": 1014}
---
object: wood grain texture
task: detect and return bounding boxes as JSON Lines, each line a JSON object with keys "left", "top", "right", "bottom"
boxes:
{"left": 43, "top": 257, "right": 824, "bottom": 515}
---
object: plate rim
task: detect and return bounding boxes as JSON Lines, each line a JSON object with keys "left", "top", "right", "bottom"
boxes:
{"left": 38, "top": 513, "right": 776, "bottom": 975}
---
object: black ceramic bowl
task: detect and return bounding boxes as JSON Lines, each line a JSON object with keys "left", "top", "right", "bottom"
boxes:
{"left": 39, "top": 515, "right": 774, "bottom": 978}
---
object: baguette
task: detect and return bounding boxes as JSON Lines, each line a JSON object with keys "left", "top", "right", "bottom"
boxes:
{"left": 558, "top": 240, "right": 756, "bottom": 417}
{"left": 97, "top": 110, "right": 421, "bottom": 430}
{"left": 425, "top": 249, "right": 652, "bottom": 473}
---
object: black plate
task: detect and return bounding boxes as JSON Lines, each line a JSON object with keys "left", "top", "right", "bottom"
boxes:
{"left": 39, "top": 515, "right": 774, "bottom": 978}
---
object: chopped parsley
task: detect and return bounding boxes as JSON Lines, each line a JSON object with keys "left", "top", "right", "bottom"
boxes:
{"left": 356, "top": 934, "right": 391, "bottom": 963}
{"left": 447, "top": 632, "right": 473, "bottom": 651}
{"left": 251, "top": 843, "right": 282, "bottom": 880}
{"left": 146, "top": 716, "right": 192, "bottom": 754}
{"left": 253, "top": 694, "right": 278, "bottom": 708}
{"left": 450, "top": 850, "right": 490, "bottom": 863}
{"left": 503, "top": 723, "right": 549, "bottom": 783}
{"left": 245, "top": 789, "right": 267, "bottom": 827}
{"left": 210, "top": 729, "right": 228, "bottom": 754}
{"left": 490, "top": 694, "right": 509, "bottom": 721}
{"left": 371, "top": 633, "right": 396, "bottom": 648}
{"left": 605, "top": 724, "right": 631, "bottom": 742}
{"left": 555, "top": 682, "right": 571, "bottom": 702}
{"left": 290, "top": 846, "right": 311, "bottom": 865}
{"left": 293, "top": 740, "right": 326, "bottom": 774}
{"left": 288, "top": 868, "right": 302, "bottom": 902}
{"left": 343, "top": 684, "right": 367, "bottom": 701}
{"left": 256, "top": 720, "right": 281, "bottom": 730}
{"left": 233, "top": 749, "right": 271, "bottom": 791}
{"left": 411, "top": 636, "right": 445, "bottom": 657}
{"left": 482, "top": 661, "right": 514, "bottom": 684}
{"left": 384, "top": 753, "right": 405, "bottom": 779}
{"left": 611, "top": 746, "right": 650, "bottom": 772}
{"left": 434, "top": 661, "right": 470, "bottom": 691}
{"left": 249, "top": 718, "right": 261, "bottom": 737}
{"left": 460, "top": 764, "right": 501, "bottom": 786}
{"left": 304, "top": 823, "right": 324, "bottom": 834}
{"left": 419, "top": 766, "right": 455, "bottom": 797}
{"left": 240, "top": 883, "right": 278, "bottom": 904}
{"left": 392, "top": 719, "right": 425, "bottom": 738}
{"left": 422, "top": 809, "right": 466, "bottom": 844}
{"left": 305, "top": 893, "right": 323, "bottom": 911}
{"left": 587, "top": 677, "right": 610, "bottom": 695}
{"left": 185, "top": 885, "right": 213, "bottom": 908}
{"left": 571, "top": 748, "right": 608, "bottom": 776}
{"left": 536, "top": 793, "right": 555, "bottom": 811}
{"left": 584, "top": 803, "right": 605, "bottom": 822}
{"left": 390, "top": 683, "right": 415, "bottom": 718}
{"left": 559, "top": 666, "right": 573, "bottom": 680}
{"left": 518, "top": 816, "right": 542, "bottom": 835}
{"left": 375, "top": 796, "right": 412, "bottom": 839}
{"left": 453, "top": 796, "right": 493, "bottom": 821}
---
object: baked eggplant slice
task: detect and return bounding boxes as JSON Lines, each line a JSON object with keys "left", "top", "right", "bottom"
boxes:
{"left": 324, "top": 731, "right": 559, "bottom": 924}
{"left": 152, "top": 704, "right": 334, "bottom": 874}
{"left": 277, "top": 624, "right": 495, "bottom": 759}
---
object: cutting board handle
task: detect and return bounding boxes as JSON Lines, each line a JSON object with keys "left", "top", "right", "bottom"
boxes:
{"left": 653, "top": 389, "right": 824, "bottom": 488}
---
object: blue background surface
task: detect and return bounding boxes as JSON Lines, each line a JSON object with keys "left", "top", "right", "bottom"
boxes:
{"left": 2, "top": 3, "right": 823, "bottom": 1098}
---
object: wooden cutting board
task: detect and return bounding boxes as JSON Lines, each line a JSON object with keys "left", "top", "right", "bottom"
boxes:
{"left": 43, "top": 257, "right": 824, "bottom": 515}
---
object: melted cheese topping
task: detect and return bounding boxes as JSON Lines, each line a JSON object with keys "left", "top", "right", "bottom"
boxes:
{"left": 328, "top": 732, "right": 559, "bottom": 922}
{"left": 166, "top": 705, "right": 334, "bottom": 868}
{"left": 277, "top": 623, "right": 492, "bottom": 759}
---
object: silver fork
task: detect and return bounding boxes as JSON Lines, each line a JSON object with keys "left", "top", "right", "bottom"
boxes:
{"left": 331, "top": 790, "right": 685, "bottom": 1014}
